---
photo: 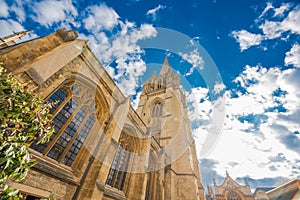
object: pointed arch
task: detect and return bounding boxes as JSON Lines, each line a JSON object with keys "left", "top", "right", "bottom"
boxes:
{"left": 30, "top": 76, "right": 110, "bottom": 168}
{"left": 150, "top": 98, "right": 164, "bottom": 118}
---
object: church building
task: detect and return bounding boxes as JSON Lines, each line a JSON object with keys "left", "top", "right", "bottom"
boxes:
{"left": 207, "top": 171, "right": 254, "bottom": 200}
{"left": 0, "top": 29, "right": 205, "bottom": 200}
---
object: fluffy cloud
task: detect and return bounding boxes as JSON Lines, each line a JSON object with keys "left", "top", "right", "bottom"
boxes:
{"left": 0, "top": 0, "right": 9, "bottom": 17}
{"left": 0, "top": 19, "right": 24, "bottom": 37}
{"left": 83, "top": 4, "right": 119, "bottom": 32}
{"left": 231, "top": 30, "right": 264, "bottom": 52}
{"left": 0, "top": 19, "right": 38, "bottom": 42}
{"left": 10, "top": 0, "right": 26, "bottom": 22}
{"left": 281, "top": 6, "right": 300, "bottom": 34}
{"left": 273, "top": 4, "right": 290, "bottom": 17}
{"left": 146, "top": 5, "right": 166, "bottom": 21}
{"left": 213, "top": 82, "right": 226, "bottom": 95}
{"left": 260, "top": 6, "right": 300, "bottom": 39}
{"left": 186, "top": 87, "right": 211, "bottom": 123}
{"left": 114, "top": 55, "right": 147, "bottom": 96}
{"left": 232, "top": 4, "right": 300, "bottom": 51}
{"left": 191, "top": 64, "right": 300, "bottom": 180}
{"left": 285, "top": 43, "right": 300, "bottom": 68}
{"left": 31, "top": 0, "right": 78, "bottom": 27}
{"left": 259, "top": 21, "right": 282, "bottom": 39}
{"left": 90, "top": 23, "right": 157, "bottom": 65}
{"left": 179, "top": 48, "right": 204, "bottom": 75}
{"left": 257, "top": 2, "right": 273, "bottom": 19}
{"left": 79, "top": 5, "right": 157, "bottom": 98}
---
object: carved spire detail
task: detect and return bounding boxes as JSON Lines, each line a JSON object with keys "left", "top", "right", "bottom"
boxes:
{"left": 0, "top": 30, "right": 32, "bottom": 47}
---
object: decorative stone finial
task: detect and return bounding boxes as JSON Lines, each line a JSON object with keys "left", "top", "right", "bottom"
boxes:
{"left": 0, "top": 30, "right": 32, "bottom": 47}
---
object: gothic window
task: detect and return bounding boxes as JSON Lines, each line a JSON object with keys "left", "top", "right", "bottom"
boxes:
{"left": 151, "top": 102, "right": 163, "bottom": 117}
{"left": 157, "top": 79, "right": 165, "bottom": 89}
{"left": 150, "top": 102, "right": 163, "bottom": 133}
{"left": 106, "top": 134, "right": 133, "bottom": 191}
{"left": 30, "top": 81, "right": 96, "bottom": 167}
{"left": 158, "top": 79, "right": 162, "bottom": 89}
{"left": 227, "top": 190, "right": 242, "bottom": 200}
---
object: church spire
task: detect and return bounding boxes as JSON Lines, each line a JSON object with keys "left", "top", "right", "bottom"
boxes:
{"left": 151, "top": 70, "right": 157, "bottom": 79}
{"left": 159, "top": 56, "right": 171, "bottom": 75}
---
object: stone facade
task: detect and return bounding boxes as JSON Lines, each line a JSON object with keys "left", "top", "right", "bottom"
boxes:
{"left": 0, "top": 29, "right": 205, "bottom": 200}
{"left": 207, "top": 172, "right": 254, "bottom": 200}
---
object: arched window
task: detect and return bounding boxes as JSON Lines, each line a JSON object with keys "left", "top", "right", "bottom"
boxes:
{"left": 106, "top": 134, "right": 133, "bottom": 191}
{"left": 150, "top": 102, "right": 163, "bottom": 133}
{"left": 227, "top": 190, "right": 242, "bottom": 200}
{"left": 151, "top": 102, "right": 163, "bottom": 117}
{"left": 158, "top": 79, "right": 162, "bottom": 89}
{"left": 30, "top": 81, "right": 96, "bottom": 167}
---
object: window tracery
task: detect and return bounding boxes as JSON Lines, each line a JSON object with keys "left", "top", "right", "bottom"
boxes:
{"left": 30, "top": 81, "right": 97, "bottom": 167}
{"left": 227, "top": 190, "right": 242, "bottom": 200}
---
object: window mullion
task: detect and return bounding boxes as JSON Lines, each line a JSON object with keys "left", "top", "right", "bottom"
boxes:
{"left": 57, "top": 111, "right": 91, "bottom": 163}
{"left": 117, "top": 150, "right": 130, "bottom": 190}
{"left": 43, "top": 103, "right": 82, "bottom": 156}
{"left": 51, "top": 92, "right": 72, "bottom": 118}
{"left": 111, "top": 146, "right": 125, "bottom": 187}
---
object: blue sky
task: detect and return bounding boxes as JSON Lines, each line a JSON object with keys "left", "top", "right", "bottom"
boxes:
{"left": 1, "top": 0, "right": 300, "bottom": 191}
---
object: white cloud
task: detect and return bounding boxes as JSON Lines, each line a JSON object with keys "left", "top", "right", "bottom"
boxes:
{"left": 259, "top": 21, "right": 282, "bottom": 39}
{"left": 146, "top": 5, "right": 166, "bottom": 21}
{"left": 213, "top": 82, "right": 226, "bottom": 94}
{"left": 31, "top": 0, "right": 78, "bottom": 27}
{"left": 0, "top": 0, "right": 9, "bottom": 17}
{"left": 280, "top": 6, "right": 300, "bottom": 35}
{"left": 233, "top": 4, "right": 300, "bottom": 51}
{"left": 179, "top": 48, "right": 204, "bottom": 75}
{"left": 114, "top": 55, "right": 147, "bottom": 96}
{"left": 83, "top": 4, "right": 119, "bottom": 32}
{"left": 0, "top": 19, "right": 38, "bottom": 42}
{"left": 0, "top": 19, "right": 24, "bottom": 37}
{"left": 76, "top": 3, "right": 157, "bottom": 99}
{"left": 285, "top": 43, "right": 300, "bottom": 68}
{"left": 131, "top": 91, "right": 142, "bottom": 109}
{"left": 231, "top": 30, "right": 264, "bottom": 51}
{"left": 10, "top": 0, "right": 26, "bottom": 22}
{"left": 258, "top": 2, "right": 273, "bottom": 19}
{"left": 273, "top": 4, "right": 290, "bottom": 17}
{"left": 260, "top": 6, "right": 300, "bottom": 39}
{"left": 91, "top": 23, "right": 157, "bottom": 65}
{"left": 192, "top": 65, "right": 300, "bottom": 180}
{"left": 186, "top": 87, "right": 211, "bottom": 123}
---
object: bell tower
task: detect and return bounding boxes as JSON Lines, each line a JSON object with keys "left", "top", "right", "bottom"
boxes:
{"left": 137, "top": 57, "right": 205, "bottom": 200}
